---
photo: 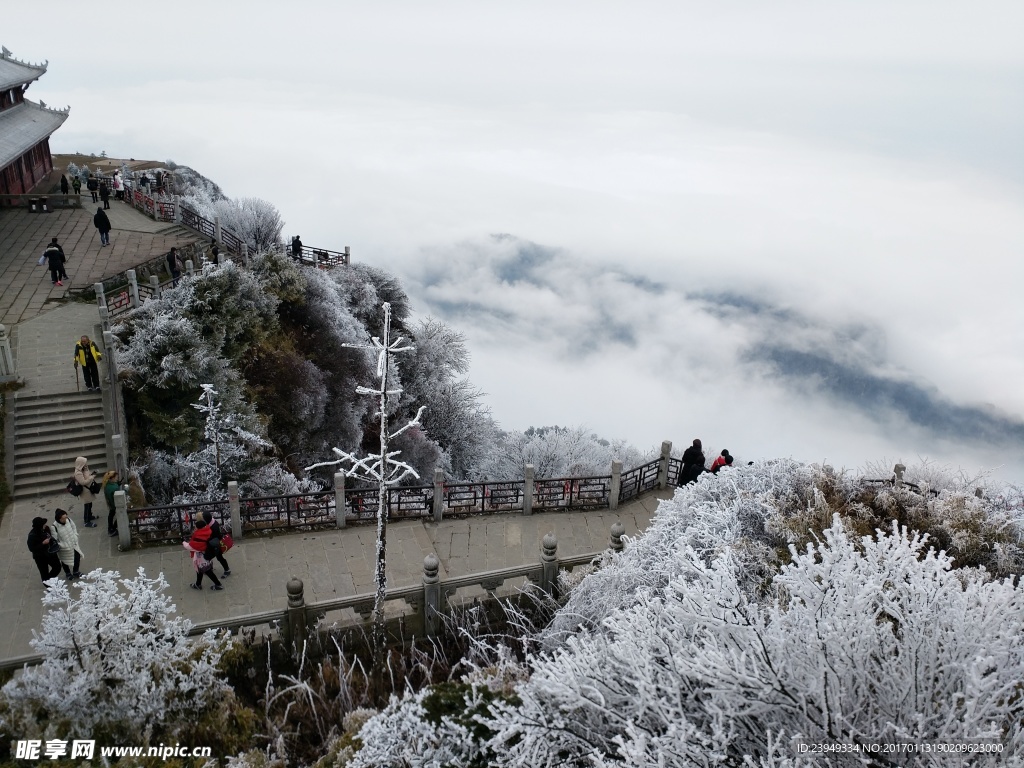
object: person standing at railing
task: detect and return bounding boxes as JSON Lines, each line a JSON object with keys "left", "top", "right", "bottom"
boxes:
{"left": 291, "top": 235, "right": 303, "bottom": 260}
{"left": 679, "top": 439, "right": 707, "bottom": 484}
{"left": 155, "top": 170, "right": 163, "bottom": 195}
{"left": 86, "top": 174, "right": 99, "bottom": 202}
{"left": 112, "top": 170, "right": 123, "bottom": 201}
{"left": 93, "top": 206, "right": 111, "bottom": 246}
{"left": 101, "top": 470, "right": 120, "bottom": 537}
{"left": 98, "top": 180, "right": 110, "bottom": 210}
{"left": 167, "top": 247, "right": 182, "bottom": 287}
{"left": 209, "top": 239, "right": 221, "bottom": 265}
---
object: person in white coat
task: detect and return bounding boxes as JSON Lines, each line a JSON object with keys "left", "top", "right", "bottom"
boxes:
{"left": 51, "top": 509, "right": 84, "bottom": 580}
{"left": 74, "top": 456, "right": 99, "bottom": 527}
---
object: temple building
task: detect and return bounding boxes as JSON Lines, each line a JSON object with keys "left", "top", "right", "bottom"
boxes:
{"left": 0, "top": 45, "right": 68, "bottom": 195}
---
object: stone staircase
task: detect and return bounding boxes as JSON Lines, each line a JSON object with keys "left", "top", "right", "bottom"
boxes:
{"left": 12, "top": 392, "right": 109, "bottom": 499}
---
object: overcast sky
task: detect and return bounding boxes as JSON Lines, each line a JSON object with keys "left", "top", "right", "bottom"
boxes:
{"left": 10, "top": 1, "right": 1024, "bottom": 482}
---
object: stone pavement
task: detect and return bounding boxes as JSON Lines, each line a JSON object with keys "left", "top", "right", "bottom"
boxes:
{"left": 0, "top": 201, "right": 197, "bottom": 327}
{"left": 13, "top": 302, "right": 105, "bottom": 397}
{"left": 0, "top": 489, "right": 670, "bottom": 660}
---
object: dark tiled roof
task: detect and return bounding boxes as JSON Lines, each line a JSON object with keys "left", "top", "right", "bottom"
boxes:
{"left": 0, "top": 101, "right": 69, "bottom": 169}
{"left": 0, "top": 48, "right": 47, "bottom": 91}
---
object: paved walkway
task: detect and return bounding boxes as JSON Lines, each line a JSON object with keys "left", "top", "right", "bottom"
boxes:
{"left": 13, "top": 302, "right": 105, "bottom": 398}
{"left": 0, "top": 489, "right": 669, "bottom": 659}
{"left": 0, "top": 201, "right": 196, "bottom": 327}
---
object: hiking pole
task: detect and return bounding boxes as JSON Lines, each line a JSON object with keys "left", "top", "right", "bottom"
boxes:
{"left": 75, "top": 364, "right": 80, "bottom": 392}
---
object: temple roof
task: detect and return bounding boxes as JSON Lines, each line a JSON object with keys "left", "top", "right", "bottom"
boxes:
{"left": 0, "top": 47, "right": 47, "bottom": 91}
{"left": 0, "top": 100, "right": 69, "bottom": 170}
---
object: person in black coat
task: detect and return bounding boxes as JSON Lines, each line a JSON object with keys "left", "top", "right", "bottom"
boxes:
{"left": 93, "top": 207, "right": 112, "bottom": 246}
{"left": 201, "top": 510, "right": 231, "bottom": 577}
{"left": 679, "top": 439, "right": 707, "bottom": 485}
{"left": 99, "top": 181, "right": 110, "bottom": 209}
{"left": 60, "top": 174, "right": 69, "bottom": 200}
{"left": 43, "top": 238, "right": 68, "bottom": 285}
{"left": 27, "top": 517, "right": 62, "bottom": 584}
{"left": 86, "top": 174, "right": 99, "bottom": 202}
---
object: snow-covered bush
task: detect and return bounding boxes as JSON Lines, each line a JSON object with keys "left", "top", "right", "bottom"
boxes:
{"left": 482, "top": 425, "right": 652, "bottom": 480}
{"left": 0, "top": 569, "right": 229, "bottom": 744}
{"left": 483, "top": 518, "right": 1024, "bottom": 766}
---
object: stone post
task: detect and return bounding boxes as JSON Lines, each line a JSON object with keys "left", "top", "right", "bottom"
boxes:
{"left": 893, "top": 463, "right": 906, "bottom": 488}
{"left": 94, "top": 282, "right": 106, "bottom": 312}
{"left": 126, "top": 269, "right": 140, "bottom": 309}
{"left": 344, "top": 246, "right": 350, "bottom": 264}
{"left": 149, "top": 274, "right": 160, "bottom": 300}
{"left": 540, "top": 532, "right": 558, "bottom": 597}
{"left": 111, "top": 434, "right": 127, "bottom": 484}
{"left": 432, "top": 467, "right": 444, "bottom": 523}
{"left": 286, "top": 577, "right": 307, "bottom": 656}
{"left": 657, "top": 440, "right": 673, "bottom": 490}
{"left": 0, "top": 324, "right": 15, "bottom": 382}
{"left": 185, "top": 259, "right": 194, "bottom": 277}
{"left": 523, "top": 464, "right": 535, "bottom": 516}
{"left": 214, "top": 215, "right": 222, "bottom": 245}
{"left": 334, "top": 472, "right": 346, "bottom": 529}
{"left": 98, "top": 306, "right": 110, "bottom": 335}
{"left": 114, "top": 489, "right": 131, "bottom": 551}
{"left": 173, "top": 195, "right": 181, "bottom": 224}
{"left": 610, "top": 521, "right": 626, "bottom": 553}
{"left": 103, "top": 331, "right": 126, "bottom": 452}
{"left": 228, "top": 480, "right": 242, "bottom": 540}
{"left": 422, "top": 553, "right": 441, "bottom": 637}
{"left": 609, "top": 459, "right": 622, "bottom": 510}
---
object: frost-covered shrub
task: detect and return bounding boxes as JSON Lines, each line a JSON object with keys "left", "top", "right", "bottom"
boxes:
{"left": 482, "top": 425, "right": 651, "bottom": 480}
{"left": 484, "top": 519, "right": 1024, "bottom": 767}
{"left": 0, "top": 569, "right": 228, "bottom": 744}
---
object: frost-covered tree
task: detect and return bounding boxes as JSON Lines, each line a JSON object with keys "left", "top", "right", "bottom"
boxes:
{"left": 482, "top": 425, "right": 649, "bottom": 480}
{"left": 399, "top": 318, "right": 496, "bottom": 479}
{"left": 219, "top": 197, "right": 285, "bottom": 254}
{"left": 307, "top": 302, "right": 425, "bottom": 674}
{"left": 0, "top": 569, "right": 228, "bottom": 744}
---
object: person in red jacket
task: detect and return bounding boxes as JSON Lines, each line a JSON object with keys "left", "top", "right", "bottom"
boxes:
{"left": 710, "top": 449, "right": 733, "bottom": 474}
{"left": 187, "top": 519, "right": 223, "bottom": 591}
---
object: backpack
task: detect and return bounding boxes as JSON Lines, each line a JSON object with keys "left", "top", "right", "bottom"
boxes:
{"left": 66, "top": 477, "right": 83, "bottom": 496}
{"left": 206, "top": 536, "right": 222, "bottom": 557}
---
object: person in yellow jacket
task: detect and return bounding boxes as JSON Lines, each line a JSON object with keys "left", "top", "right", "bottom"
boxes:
{"left": 74, "top": 335, "right": 103, "bottom": 392}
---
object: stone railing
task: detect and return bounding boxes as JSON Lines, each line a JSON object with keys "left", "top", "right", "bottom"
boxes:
{"left": 0, "top": 524, "right": 625, "bottom": 672}
{"left": 108, "top": 442, "right": 677, "bottom": 552}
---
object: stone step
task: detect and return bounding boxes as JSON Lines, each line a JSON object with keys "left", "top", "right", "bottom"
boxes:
{"left": 12, "top": 474, "right": 108, "bottom": 500}
{"left": 14, "top": 411, "right": 105, "bottom": 431}
{"left": 14, "top": 438, "right": 107, "bottom": 468}
{"left": 13, "top": 428, "right": 107, "bottom": 450}
{"left": 15, "top": 397, "right": 103, "bottom": 419}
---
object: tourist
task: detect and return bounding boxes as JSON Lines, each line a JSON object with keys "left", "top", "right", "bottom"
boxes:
{"left": 60, "top": 174, "right": 69, "bottom": 201}
{"left": 210, "top": 240, "right": 220, "bottom": 265}
{"left": 291, "top": 235, "right": 303, "bottom": 260}
{"left": 201, "top": 510, "right": 231, "bottom": 577}
{"left": 99, "top": 180, "right": 110, "bottom": 209}
{"left": 710, "top": 449, "right": 732, "bottom": 474}
{"left": 167, "top": 247, "right": 182, "bottom": 287}
{"left": 27, "top": 517, "right": 62, "bottom": 585}
{"left": 86, "top": 174, "right": 99, "bottom": 202}
{"left": 71, "top": 175, "right": 82, "bottom": 197}
{"left": 42, "top": 237, "right": 67, "bottom": 286}
{"left": 679, "top": 439, "right": 706, "bottom": 484}
{"left": 74, "top": 336, "right": 103, "bottom": 393}
{"left": 155, "top": 170, "right": 163, "bottom": 194}
{"left": 73, "top": 456, "right": 100, "bottom": 527}
{"left": 93, "top": 206, "right": 111, "bottom": 246}
{"left": 186, "top": 519, "right": 224, "bottom": 590}
{"left": 51, "top": 509, "right": 84, "bottom": 580}
{"left": 112, "top": 170, "right": 123, "bottom": 201}
{"left": 101, "top": 470, "right": 120, "bottom": 537}
{"left": 139, "top": 173, "right": 148, "bottom": 189}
